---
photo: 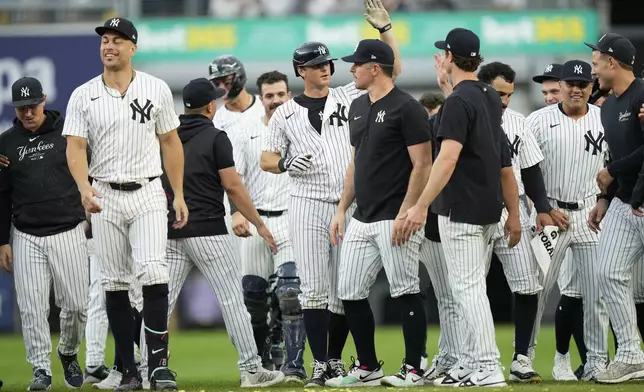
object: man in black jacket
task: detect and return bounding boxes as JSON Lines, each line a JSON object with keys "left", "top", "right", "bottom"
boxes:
{"left": 0, "top": 77, "right": 87, "bottom": 390}
{"left": 161, "top": 78, "right": 285, "bottom": 388}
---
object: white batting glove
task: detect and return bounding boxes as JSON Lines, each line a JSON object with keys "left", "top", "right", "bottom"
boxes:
{"left": 284, "top": 154, "right": 313, "bottom": 174}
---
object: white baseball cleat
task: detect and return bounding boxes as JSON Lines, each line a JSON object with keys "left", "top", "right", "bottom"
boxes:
{"left": 240, "top": 369, "right": 285, "bottom": 388}
{"left": 380, "top": 362, "right": 424, "bottom": 387}
{"left": 509, "top": 354, "right": 541, "bottom": 383}
{"left": 325, "top": 359, "right": 384, "bottom": 387}
{"left": 459, "top": 366, "right": 507, "bottom": 387}
{"left": 552, "top": 352, "right": 578, "bottom": 381}
{"left": 92, "top": 367, "right": 122, "bottom": 390}
{"left": 596, "top": 361, "right": 644, "bottom": 384}
{"left": 433, "top": 365, "right": 475, "bottom": 387}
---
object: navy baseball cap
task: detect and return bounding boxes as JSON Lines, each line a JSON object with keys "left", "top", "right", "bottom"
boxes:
{"left": 182, "top": 78, "right": 226, "bottom": 108}
{"left": 12, "top": 77, "right": 45, "bottom": 108}
{"left": 434, "top": 28, "right": 480, "bottom": 58}
{"left": 560, "top": 60, "right": 593, "bottom": 82}
{"left": 96, "top": 17, "right": 138, "bottom": 45}
{"left": 341, "top": 39, "right": 395, "bottom": 66}
{"left": 532, "top": 63, "right": 562, "bottom": 83}
{"left": 585, "top": 33, "right": 636, "bottom": 66}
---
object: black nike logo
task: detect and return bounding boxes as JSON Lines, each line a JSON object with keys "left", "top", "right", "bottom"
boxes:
{"left": 285, "top": 112, "right": 295, "bottom": 120}
{"left": 549, "top": 124, "right": 560, "bottom": 128}
{"left": 250, "top": 135, "right": 260, "bottom": 140}
{"left": 91, "top": 97, "right": 100, "bottom": 101}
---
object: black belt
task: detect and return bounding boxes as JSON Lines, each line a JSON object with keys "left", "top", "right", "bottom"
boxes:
{"left": 556, "top": 200, "right": 582, "bottom": 210}
{"left": 109, "top": 177, "right": 158, "bottom": 191}
{"left": 257, "top": 209, "right": 284, "bottom": 217}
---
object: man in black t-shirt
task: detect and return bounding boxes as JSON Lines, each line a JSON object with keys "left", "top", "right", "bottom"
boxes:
{"left": 402, "top": 28, "right": 521, "bottom": 387}
{"left": 586, "top": 33, "right": 644, "bottom": 383}
{"left": 161, "top": 78, "right": 285, "bottom": 388}
{"left": 326, "top": 39, "right": 432, "bottom": 388}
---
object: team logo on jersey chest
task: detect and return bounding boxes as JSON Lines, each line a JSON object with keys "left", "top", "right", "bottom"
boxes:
{"left": 584, "top": 130, "right": 604, "bottom": 155}
{"left": 328, "top": 103, "right": 348, "bottom": 127}
{"left": 130, "top": 98, "right": 154, "bottom": 124}
{"left": 506, "top": 134, "right": 521, "bottom": 159}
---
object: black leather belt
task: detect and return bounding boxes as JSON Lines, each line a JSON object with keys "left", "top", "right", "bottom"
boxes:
{"left": 257, "top": 209, "right": 284, "bottom": 217}
{"left": 109, "top": 177, "right": 158, "bottom": 191}
{"left": 556, "top": 200, "right": 581, "bottom": 210}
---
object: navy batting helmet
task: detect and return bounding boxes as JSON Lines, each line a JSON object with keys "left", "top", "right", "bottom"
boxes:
{"left": 207, "top": 55, "right": 247, "bottom": 100}
{"left": 292, "top": 42, "right": 337, "bottom": 78}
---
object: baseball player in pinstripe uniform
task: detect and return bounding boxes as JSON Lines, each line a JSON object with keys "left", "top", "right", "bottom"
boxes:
{"left": 326, "top": 38, "right": 432, "bottom": 388}
{"left": 403, "top": 28, "right": 521, "bottom": 387}
{"left": 587, "top": 33, "right": 644, "bottom": 383}
{"left": 526, "top": 60, "right": 610, "bottom": 381}
{"left": 162, "top": 78, "right": 285, "bottom": 388}
{"left": 63, "top": 18, "right": 187, "bottom": 390}
{"left": 207, "top": 56, "right": 280, "bottom": 369}
{"left": 0, "top": 77, "right": 88, "bottom": 390}
{"left": 260, "top": 0, "right": 401, "bottom": 386}
{"left": 475, "top": 61, "right": 555, "bottom": 383}
{"left": 85, "top": 218, "right": 149, "bottom": 390}
{"left": 231, "top": 71, "right": 307, "bottom": 383}
{"left": 531, "top": 64, "right": 588, "bottom": 381}
{"left": 416, "top": 88, "right": 467, "bottom": 383}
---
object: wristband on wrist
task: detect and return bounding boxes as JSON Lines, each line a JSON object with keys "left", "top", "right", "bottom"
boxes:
{"left": 278, "top": 157, "right": 287, "bottom": 173}
{"left": 377, "top": 23, "right": 392, "bottom": 34}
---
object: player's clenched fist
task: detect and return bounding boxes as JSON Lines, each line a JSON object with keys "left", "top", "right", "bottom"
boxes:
{"left": 232, "top": 211, "right": 252, "bottom": 237}
{"left": 79, "top": 184, "right": 102, "bottom": 213}
{"left": 283, "top": 154, "right": 313, "bottom": 174}
{"left": 504, "top": 213, "right": 521, "bottom": 248}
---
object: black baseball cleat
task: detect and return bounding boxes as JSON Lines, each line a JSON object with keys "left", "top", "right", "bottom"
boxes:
{"left": 304, "top": 360, "right": 329, "bottom": 388}
{"left": 0, "top": 378, "right": 3, "bottom": 390}
{"left": 28, "top": 369, "right": 52, "bottom": 391}
{"left": 115, "top": 369, "right": 143, "bottom": 391}
{"left": 57, "top": 350, "right": 84, "bottom": 388}
{"left": 84, "top": 364, "right": 111, "bottom": 384}
{"left": 150, "top": 368, "right": 178, "bottom": 391}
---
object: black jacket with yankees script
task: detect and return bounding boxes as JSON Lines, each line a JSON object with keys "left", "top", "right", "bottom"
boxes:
{"left": 0, "top": 110, "right": 85, "bottom": 244}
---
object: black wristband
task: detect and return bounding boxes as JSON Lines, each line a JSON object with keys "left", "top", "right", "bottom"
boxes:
{"left": 377, "top": 23, "right": 392, "bottom": 34}
{"left": 278, "top": 157, "right": 287, "bottom": 173}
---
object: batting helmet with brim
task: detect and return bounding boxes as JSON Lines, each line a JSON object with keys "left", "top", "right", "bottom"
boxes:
{"left": 292, "top": 42, "right": 337, "bottom": 78}
{"left": 207, "top": 55, "right": 247, "bottom": 100}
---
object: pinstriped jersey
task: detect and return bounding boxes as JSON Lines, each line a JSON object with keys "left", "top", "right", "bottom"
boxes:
{"left": 234, "top": 115, "right": 290, "bottom": 211}
{"left": 502, "top": 108, "right": 544, "bottom": 196}
{"left": 527, "top": 103, "right": 607, "bottom": 202}
{"left": 213, "top": 95, "right": 265, "bottom": 132}
{"left": 264, "top": 82, "right": 367, "bottom": 203}
{"left": 62, "top": 71, "right": 180, "bottom": 183}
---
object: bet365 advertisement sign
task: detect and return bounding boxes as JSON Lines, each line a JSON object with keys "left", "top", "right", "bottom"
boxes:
{"left": 132, "top": 9, "right": 598, "bottom": 63}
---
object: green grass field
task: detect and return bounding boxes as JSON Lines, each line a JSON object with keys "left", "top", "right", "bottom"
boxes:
{"left": 0, "top": 324, "right": 642, "bottom": 391}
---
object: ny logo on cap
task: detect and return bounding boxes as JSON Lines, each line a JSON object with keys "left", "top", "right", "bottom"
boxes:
{"left": 317, "top": 46, "right": 327, "bottom": 55}
{"left": 110, "top": 18, "right": 120, "bottom": 27}
{"left": 545, "top": 64, "right": 553, "bottom": 73}
{"left": 21, "top": 87, "right": 29, "bottom": 97}
{"left": 574, "top": 65, "right": 583, "bottom": 74}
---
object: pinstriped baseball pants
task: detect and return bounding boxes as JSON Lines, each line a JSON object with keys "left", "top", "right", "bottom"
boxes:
{"left": 166, "top": 234, "right": 262, "bottom": 372}
{"left": 85, "top": 238, "right": 143, "bottom": 367}
{"left": 419, "top": 238, "right": 463, "bottom": 371}
{"left": 438, "top": 215, "right": 499, "bottom": 371}
{"left": 337, "top": 219, "right": 423, "bottom": 301}
{"left": 91, "top": 179, "right": 169, "bottom": 292}
{"left": 530, "top": 203, "right": 609, "bottom": 371}
{"left": 13, "top": 223, "right": 88, "bottom": 375}
{"left": 288, "top": 196, "right": 355, "bottom": 314}
{"left": 596, "top": 198, "right": 644, "bottom": 364}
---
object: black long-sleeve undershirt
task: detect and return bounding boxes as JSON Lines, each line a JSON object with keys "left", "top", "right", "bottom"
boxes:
{"left": 520, "top": 163, "right": 551, "bottom": 214}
